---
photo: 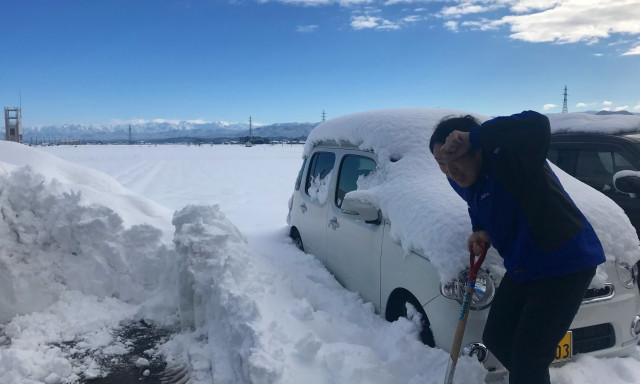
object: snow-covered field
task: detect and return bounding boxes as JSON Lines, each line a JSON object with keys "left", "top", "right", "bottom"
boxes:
{"left": 1, "top": 141, "right": 640, "bottom": 384}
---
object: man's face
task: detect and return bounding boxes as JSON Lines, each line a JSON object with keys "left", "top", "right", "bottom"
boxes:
{"left": 433, "top": 143, "right": 483, "bottom": 188}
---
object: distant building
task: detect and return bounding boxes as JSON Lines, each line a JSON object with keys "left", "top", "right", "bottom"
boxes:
{"left": 4, "top": 107, "right": 23, "bottom": 143}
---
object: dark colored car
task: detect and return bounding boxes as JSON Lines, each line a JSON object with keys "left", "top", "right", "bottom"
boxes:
{"left": 548, "top": 132, "right": 640, "bottom": 239}
{"left": 548, "top": 130, "right": 640, "bottom": 297}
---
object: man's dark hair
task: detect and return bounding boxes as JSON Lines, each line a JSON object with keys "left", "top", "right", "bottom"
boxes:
{"left": 429, "top": 115, "right": 481, "bottom": 153}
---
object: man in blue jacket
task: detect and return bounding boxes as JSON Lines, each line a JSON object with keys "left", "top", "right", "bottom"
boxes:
{"left": 429, "top": 111, "right": 605, "bottom": 384}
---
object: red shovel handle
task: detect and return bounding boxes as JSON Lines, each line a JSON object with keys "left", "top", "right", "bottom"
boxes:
{"left": 468, "top": 242, "right": 489, "bottom": 282}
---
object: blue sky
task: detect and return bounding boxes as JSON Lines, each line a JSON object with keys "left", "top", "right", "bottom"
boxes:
{"left": 1, "top": 0, "right": 639, "bottom": 127}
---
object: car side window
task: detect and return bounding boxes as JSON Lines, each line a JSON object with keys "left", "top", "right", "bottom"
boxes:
{"left": 575, "top": 150, "right": 636, "bottom": 192}
{"left": 547, "top": 148, "right": 575, "bottom": 174}
{"left": 335, "top": 155, "right": 376, "bottom": 207}
{"left": 305, "top": 152, "right": 336, "bottom": 197}
{"left": 295, "top": 158, "right": 307, "bottom": 191}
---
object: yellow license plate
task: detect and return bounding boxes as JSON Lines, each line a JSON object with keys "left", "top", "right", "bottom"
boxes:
{"left": 554, "top": 331, "right": 573, "bottom": 362}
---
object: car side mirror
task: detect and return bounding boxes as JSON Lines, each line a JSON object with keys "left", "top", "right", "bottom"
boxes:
{"left": 340, "top": 196, "right": 381, "bottom": 224}
{"left": 614, "top": 171, "right": 640, "bottom": 197}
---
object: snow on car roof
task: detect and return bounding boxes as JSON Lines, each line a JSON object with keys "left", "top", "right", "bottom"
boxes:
{"left": 548, "top": 112, "right": 640, "bottom": 134}
{"left": 303, "top": 108, "right": 640, "bottom": 284}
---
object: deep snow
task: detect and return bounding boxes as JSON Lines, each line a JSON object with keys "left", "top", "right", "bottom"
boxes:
{"left": 0, "top": 136, "right": 639, "bottom": 384}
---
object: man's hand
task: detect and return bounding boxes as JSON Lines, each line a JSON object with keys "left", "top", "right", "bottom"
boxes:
{"left": 467, "top": 230, "right": 490, "bottom": 255}
{"left": 441, "top": 130, "right": 471, "bottom": 160}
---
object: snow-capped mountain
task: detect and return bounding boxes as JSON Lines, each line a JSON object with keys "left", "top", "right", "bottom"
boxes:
{"left": 22, "top": 120, "right": 319, "bottom": 143}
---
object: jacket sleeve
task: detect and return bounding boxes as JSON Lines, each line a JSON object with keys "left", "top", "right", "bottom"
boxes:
{"left": 470, "top": 207, "right": 484, "bottom": 233}
{"left": 469, "top": 110, "right": 550, "bottom": 171}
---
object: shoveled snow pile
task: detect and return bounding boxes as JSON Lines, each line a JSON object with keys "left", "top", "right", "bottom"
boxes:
{"left": 0, "top": 142, "right": 180, "bottom": 383}
{"left": 303, "top": 108, "right": 640, "bottom": 284}
{"left": 0, "top": 166, "right": 175, "bottom": 321}
{"left": 548, "top": 112, "right": 640, "bottom": 134}
{"left": 164, "top": 204, "right": 487, "bottom": 384}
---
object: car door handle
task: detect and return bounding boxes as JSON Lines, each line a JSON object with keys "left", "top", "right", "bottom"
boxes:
{"left": 329, "top": 218, "right": 340, "bottom": 230}
{"left": 300, "top": 204, "right": 307, "bottom": 213}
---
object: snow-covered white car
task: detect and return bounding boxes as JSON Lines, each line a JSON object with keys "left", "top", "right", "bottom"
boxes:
{"left": 287, "top": 108, "right": 640, "bottom": 382}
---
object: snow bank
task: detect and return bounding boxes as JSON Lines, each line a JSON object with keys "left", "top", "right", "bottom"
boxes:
{"left": 0, "top": 146, "right": 176, "bottom": 321}
{"left": 548, "top": 112, "right": 640, "bottom": 134}
{"left": 303, "top": 108, "right": 640, "bottom": 283}
{"left": 166, "top": 205, "right": 487, "bottom": 384}
{"left": 0, "top": 141, "right": 179, "bottom": 382}
{"left": 0, "top": 141, "right": 173, "bottom": 235}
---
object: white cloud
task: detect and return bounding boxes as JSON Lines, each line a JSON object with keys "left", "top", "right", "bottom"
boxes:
{"left": 444, "top": 20, "right": 459, "bottom": 32}
{"left": 440, "top": 3, "right": 500, "bottom": 18}
{"left": 461, "top": 18, "right": 499, "bottom": 31}
{"left": 351, "top": 15, "right": 400, "bottom": 29}
{"left": 615, "top": 106, "right": 630, "bottom": 111}
{"left": 576, "top": 102, "right": 588, "bottom": 108}
{"left": 603, "top": 100, "right": 613, "bottom": 106}
{"left": 351, "top": 15, "right": 380, "bottom": 29}
{"left": 430, "top": 0, "right": 640, "bottom": 54}
{"left": 623, "top": 45, "right": 640, "bottom": 55}
{"left": 403, "top": 15, "right": 422, "bottom": 23}
{"left": 296, "top": 24, "right": 319, "bottom": 32}
{"left": 351, "top": 9, "right": 416, "bottom": 30}
{"left": 264, "top": 0, "right": 371, "bottom": 6}
{"left": 543, "top": 103, "right": 557, "bottom": 110}
{"left": 382, "top": 0, "right": 436, "bottom": 5}
{"left": 495, "top": 0, "right": 640, "bottom": 45}
{"left": 601, "top": 107, "right": 611, "bottom": 111}
{"left": 510, "top": 0, "right": 561, "bottom": 13}
{"left": 635, "top": 103, "right": 640, "bottom": 111}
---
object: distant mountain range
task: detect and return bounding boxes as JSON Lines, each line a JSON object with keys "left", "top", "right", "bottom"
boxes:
{"left": 594, "top": 110, "right": 637, "bottom": 116}
{"left": 22, "top": 120, "right": 319, "bottom": 143}
{"left": 585, "top": 110, "right": 640, "bottom": 116}
{"left": 20, "top": 110, "right": 640, "bottom": 144}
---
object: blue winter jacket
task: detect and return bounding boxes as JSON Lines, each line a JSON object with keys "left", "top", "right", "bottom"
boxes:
{"left": 450, "top": 111, "right": 605, "bottom": 282}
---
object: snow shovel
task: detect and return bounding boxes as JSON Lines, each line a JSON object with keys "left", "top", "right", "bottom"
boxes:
{"left": 444, "top": 243, "right": 489, "bottom": 384}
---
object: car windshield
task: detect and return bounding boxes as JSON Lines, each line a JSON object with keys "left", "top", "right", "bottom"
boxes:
{"left": 621, "top": 134, "right": 640, "bottom": 154}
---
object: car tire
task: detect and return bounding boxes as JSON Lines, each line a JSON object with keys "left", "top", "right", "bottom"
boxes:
{"left": 385, "top": 289, "right": 436, "bottom": 347}
{"left": 290, "top": 228, "right": 304, "bottom": 252}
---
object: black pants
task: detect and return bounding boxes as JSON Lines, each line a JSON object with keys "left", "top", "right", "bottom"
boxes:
{"left": 482, "top": 267, "right": 596, "bottom": 384}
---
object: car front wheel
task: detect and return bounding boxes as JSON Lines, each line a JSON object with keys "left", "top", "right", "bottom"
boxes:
{"left": 290, "top": 228, "right": 304, "bottom": 252}
{"left": 386, "top": 289, "right": 435, "bottom": 347}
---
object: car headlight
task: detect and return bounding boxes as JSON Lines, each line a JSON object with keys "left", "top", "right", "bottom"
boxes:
{"left": 441, "top": 268, "right": 495, "bottom": 310}
{"left": 616, "top": 259, "right": 638, "bottom": 289}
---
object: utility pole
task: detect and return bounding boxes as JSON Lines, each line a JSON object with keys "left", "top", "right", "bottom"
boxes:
{"left": 562, "top": 86, "right": 568, "bottom": 114}
{"left": 322, "top": 110, "right": 326, "bottom": 122}
{"left": 128, "top": 124, "right": 132, "bottom": 144}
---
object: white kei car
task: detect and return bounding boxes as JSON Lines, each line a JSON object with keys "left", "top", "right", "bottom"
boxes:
{"left": 287, "top": 108, "right": 640, "bottom": 382}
